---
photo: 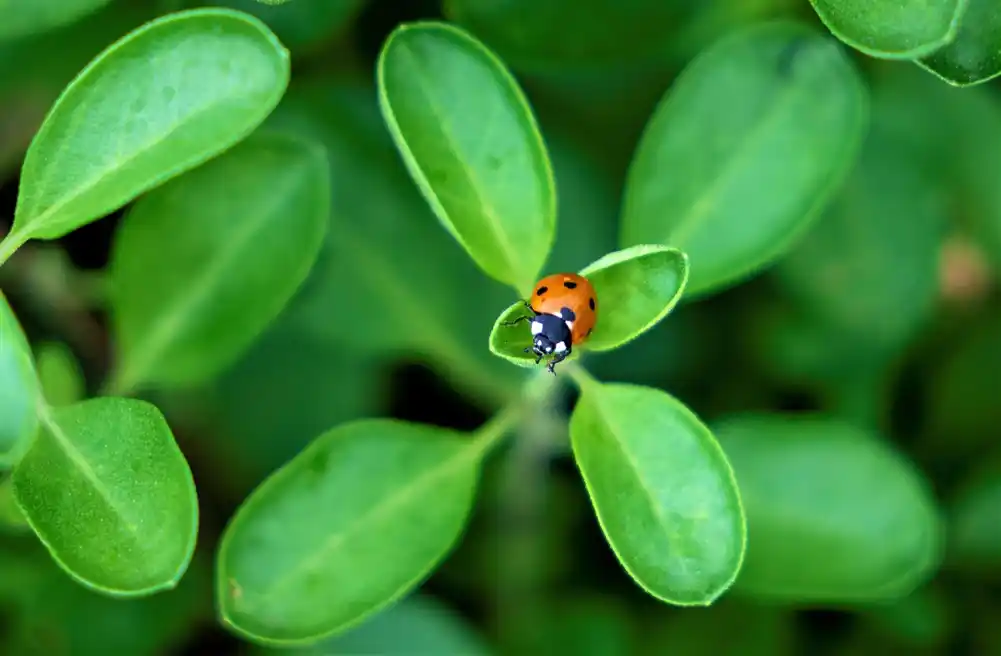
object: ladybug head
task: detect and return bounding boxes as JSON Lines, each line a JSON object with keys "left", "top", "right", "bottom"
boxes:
{"left": 528, "top": 314, "right": 571, "bottom": 359}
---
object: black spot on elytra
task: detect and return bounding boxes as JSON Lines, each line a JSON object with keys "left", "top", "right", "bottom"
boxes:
{"left": 536, "top": 286, "right": 548, "bottom": 296}
{"left": 563, "top": 280, "right": 577, "bottom": 289}
{"left": 589, "top": 297, "right": 595, "bottom": 310}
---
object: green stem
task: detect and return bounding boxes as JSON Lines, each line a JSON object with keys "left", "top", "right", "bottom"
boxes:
{"left": 0, "top": 230, "right": 29, "bottom": 269}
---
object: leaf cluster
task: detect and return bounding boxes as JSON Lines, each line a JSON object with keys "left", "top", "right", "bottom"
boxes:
{"left": 0, "top": 0, "right": 999, "bottom": 654}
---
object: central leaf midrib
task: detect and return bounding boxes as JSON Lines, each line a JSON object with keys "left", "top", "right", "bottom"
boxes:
{"left": 587, "top": 392, "right": 679, "bottom": 558}
{"left": 117, "top": 159, "right": 310, "bottom": 387}
{"left": 20, "top": 79, "right": 248, "bottom": 234}
{"left": 246, "top": 440, "right": 478, "bottom": 607}
{"left": 40, "top": 407, "right": 146, "bottom": 550}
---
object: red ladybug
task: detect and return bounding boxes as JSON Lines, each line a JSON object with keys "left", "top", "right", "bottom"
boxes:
{"left": 503, "top": 272, "right": 598, "bottom": 374}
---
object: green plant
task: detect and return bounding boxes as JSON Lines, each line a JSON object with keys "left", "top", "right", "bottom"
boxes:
{"left": 2, "top": 0, "right": 1001, "bottom": 654}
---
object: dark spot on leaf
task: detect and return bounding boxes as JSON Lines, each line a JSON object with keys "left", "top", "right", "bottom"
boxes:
{"left": 563, "top": 280, "right": 577, "bottom": 289}
{"left": 536, "top": 286, "right": 548, "bottom": 296}
{"left": 589, "top": 297, "right": 595, "bottom": 310}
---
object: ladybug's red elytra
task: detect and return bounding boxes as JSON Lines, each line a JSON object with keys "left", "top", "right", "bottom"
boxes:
{"left": 502, "top": 272, "right": 598, "bottom": 374}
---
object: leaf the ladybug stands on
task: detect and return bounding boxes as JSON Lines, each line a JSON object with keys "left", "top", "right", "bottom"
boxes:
{"left": 489, "top": 244, "right": 688, "bottom": 369}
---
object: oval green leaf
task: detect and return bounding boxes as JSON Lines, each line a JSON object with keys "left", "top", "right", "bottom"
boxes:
{"left": 919, "top": 0, "right": 1001, "bottom": 86}
{"left": 0, "top": 0, "right": 113, "bottom": 42}
{"left": 217, "top": 418, "right": 484, "bottom": 644}
{"left": 489, "top": 245, "right": 689, "bottom": 368}
{"left": 35, "top": 341, "right": 85, "bottom": 407}
{"left": 107, "top": 131, "right": 329, "bottom": 394}
{"left": 377, "top": 21, "right": 556, "bottom": 294}
{"left": 568, "top": 377, "right": 746, "bottom": 605}
{"left": 713, "top": 413, "right": 943, "bottom": 602}
{"left": 0, "top": 292, "right": 39, "bottom": 466}
{"left": 620, "top": 21, "right": 867, "bottom": 297}
{"left": 9, "top": 8, "right": 291, "bottom": 243}
{"left": 809, "top": 0, "right": 968, "bottom": 58}
{"left": 11, "top": 397, "right": 198, "bottom": 596}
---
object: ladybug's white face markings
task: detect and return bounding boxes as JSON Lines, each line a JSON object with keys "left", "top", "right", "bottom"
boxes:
{"left": 554, "top": 341, "right": 567, "bottom": 353}
{"left": 531, "top": 319, "right": 544, "bottom": 335}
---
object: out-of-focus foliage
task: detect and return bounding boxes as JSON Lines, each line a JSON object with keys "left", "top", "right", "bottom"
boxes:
{"left": 0, "top": 0, "right": 999, "bottom": 654}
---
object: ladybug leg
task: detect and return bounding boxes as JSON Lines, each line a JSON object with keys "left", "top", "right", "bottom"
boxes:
{"left": 547, "top": 350, "right": 569, "bottom": 375}
{"left": 502, "top": 314, "right": 531, "bottom": 327}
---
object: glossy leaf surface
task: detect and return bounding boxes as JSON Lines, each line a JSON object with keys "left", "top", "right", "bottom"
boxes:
{"left": 714, "top": 414, "right": 943, "bottom": 601}
{"left": 12, "top": 397, "right": 198, "bottom": 596}
{"left": 620, "top": 21, "right": 867, "bottom": 296}
{"left": 809, "top": 0, "right": 968, "bottom": 58}
{"left": 569, "top": 378, "right": 746, "bottom": 605}
{"left": 217, "top": 419, "right": 483, "bottom": 643}
{"left": 10, "top": 8, "right": 290, "bottom": 241}
{"left": 107, "top": 131, "right": 328, "bottom": 393}
{"left": 489, "top": 245, "right": 688, "bottom": 367}
{"left": 378, "top": 21, "right": 555, "bottom": 293}
{"left": 919, "top": 0, "right": 1001, "bottom": 86}
{"left": 0, "top": 292, "right": 39, "bottom": 466}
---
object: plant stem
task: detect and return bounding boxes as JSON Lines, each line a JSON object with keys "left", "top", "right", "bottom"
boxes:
{"left": 0, "top": 229, "right": 28, "bottom": 269}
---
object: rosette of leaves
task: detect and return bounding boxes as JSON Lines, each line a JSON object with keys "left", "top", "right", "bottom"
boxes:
{"left": 209, "top": 15, "right": 876, "bottom": 646}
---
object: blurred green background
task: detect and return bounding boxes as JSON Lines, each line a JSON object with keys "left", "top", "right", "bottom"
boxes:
{"left": 2, "top": 0, "right": 1001, "bottom": 654}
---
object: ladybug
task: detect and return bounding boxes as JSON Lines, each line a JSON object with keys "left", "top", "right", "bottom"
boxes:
{"left": 503, "top": 272, "right": 598, "bottom": 374}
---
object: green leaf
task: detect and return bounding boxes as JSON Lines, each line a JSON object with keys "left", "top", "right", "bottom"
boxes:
{"left": 772, "top": 127, "right": 949, "bottom": 357}
{"left": 0, "top": 0, "right": 113, "bottom": 41}
{"left": 918, "top": 0, "right": 1001, "bottom": 86}
{"left": 808, "top": 0, "right": 968, "bottom": 58}
{"left": 489, "top": 245, "right": 689, "bottom": 368}
{"left": 713, "top": 413, "right": 943, "bottom": 602}
{"left": 620, "top": 21, "right": 867, "bottom": 297}
{"left": 11, "top": 397, "right": 198, "bottom": 596}
{"left": 377, "top": 21, "right": 556, "bottom": 294}
{"left": 0, "top": 292, "right": 39, "bottom": 466}
{"left": 444, "top": 0, "right": 698, "bottom": 70}
{"left": 6, "top": 7, "right": 290, "bottom": 246}
{"left": 107, "top": 131, "right": 329, "bottom": 394}
{"left": 252, "top": 594, "right": 493, "bottom": 655}
{"left": 35, "top": 341, "right": 85, "bottom": 407}
{"left": 568, "top": 376, "right": 746, "bottom": 605}
{"left": 263, "top": 75, "right": 521, "bottom": 409}
{"left": 217, "top": 418, "right": 486, "bottom": 644}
